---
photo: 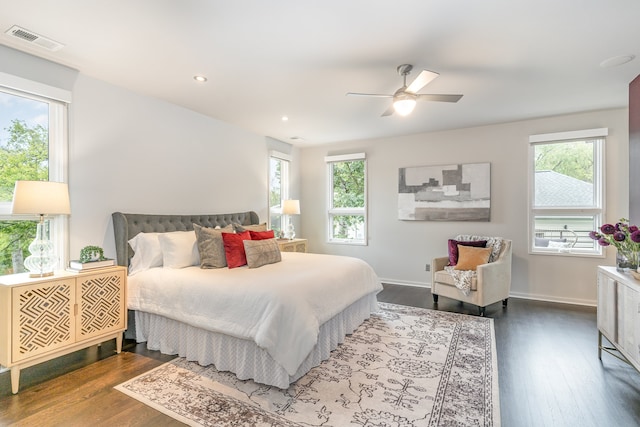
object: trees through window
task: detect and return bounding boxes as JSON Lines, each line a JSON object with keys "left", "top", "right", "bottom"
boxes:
{"left": 326, "top": 153, "right": 367, "bottom": 245}
{"left": 269, "top": 151, "right": 290, "bottom": 237}
{"left": 0, "top": 86, "right": 67, "bottom": 273}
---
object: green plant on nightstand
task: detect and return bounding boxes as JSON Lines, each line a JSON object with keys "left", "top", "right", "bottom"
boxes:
{"left": 79, "top": 245, "right": 106, "bottom": 263}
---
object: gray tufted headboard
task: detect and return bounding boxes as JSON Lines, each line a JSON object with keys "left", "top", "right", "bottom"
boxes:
{"left": 112, "top": 211, "right": 260, "bottom": 268}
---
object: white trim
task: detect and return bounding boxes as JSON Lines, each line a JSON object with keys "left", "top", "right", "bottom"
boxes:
{"left": 326, "top": 155, "right": 368, "bottom": 245}
{"left": 0, "top": 82, "right": 70, "bottom": 270}
{"left": 0, "top": 71, "right": 72, "bottom": 103}
{"left": 381, "top": 282, "right": 597, "bottom": 307}
{"left": 379, "top": 278, "right": 429, "bottom": 288}
{"left": 324, "top": 152, "right": 366, "bottom": 163}
{"left": 269, "top": 150, "right": 292, "bottom": 162}
{"left": 507, "top": 291, "right": 595, "bottom": 307}
{"left": 268, "top": 153, "right": 291, "bottom": 233}
{"left": 529, "top": 127, "right": 608, "bottom": 143}
{"left": 527, "top": 133, "right": 605, "bottom": 257}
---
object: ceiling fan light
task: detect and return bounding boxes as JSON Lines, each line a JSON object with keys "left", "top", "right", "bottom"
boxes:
{"left": 393, "top": 98, "right": 417, "bottom": 116}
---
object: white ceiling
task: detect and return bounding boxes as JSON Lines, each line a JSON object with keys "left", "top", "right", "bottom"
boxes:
{"left": 1, "top": 1, "right": 640, "bottom": 145}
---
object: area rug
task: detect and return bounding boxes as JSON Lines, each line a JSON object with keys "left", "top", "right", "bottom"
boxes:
{"left": 115, "top": 303, "right": 500, "bottom": 426}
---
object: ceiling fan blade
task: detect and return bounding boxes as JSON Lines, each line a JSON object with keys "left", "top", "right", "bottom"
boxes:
{"left": 405, "top": 70, "right": 439, "bottom": 94}
{"left": 416, "top": 94, "right": 463, "bottom": 103}
{"left": 381, "top": 104, "right": 395, "bottom": 117}
{"left": 346, "top": 92, "right": 393, "bottom": 98}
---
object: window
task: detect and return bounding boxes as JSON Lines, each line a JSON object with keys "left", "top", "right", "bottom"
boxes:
{"left": 326, "top": 153, "right": 367, "bottom": 244}
{"left": 269, "top": 151, "right": 290, "bottom": 237}
{"left": 0, "top": 80, "right": 69, "bottom": 274}
{"left": 529, "top": 128, "right": 606, "bottom": 255}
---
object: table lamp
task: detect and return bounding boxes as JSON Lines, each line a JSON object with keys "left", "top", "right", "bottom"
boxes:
{"left": 282, "top": 199, "right": 300, "bottom": 240}
{"left": 11, "top": 180, "right": 71, "bottom": 277}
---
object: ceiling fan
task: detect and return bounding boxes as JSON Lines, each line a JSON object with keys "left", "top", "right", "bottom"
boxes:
{"left": 346, "top": 64, "right": 463, "bottom": 117}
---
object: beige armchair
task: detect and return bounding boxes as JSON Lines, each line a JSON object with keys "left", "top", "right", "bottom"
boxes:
{"left": 431, "top": 237, "right": 512, "bottom": 316}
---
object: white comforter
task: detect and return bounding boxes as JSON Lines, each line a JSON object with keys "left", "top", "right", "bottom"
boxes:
{"left": 127, "top": 252, "right": 382, "bottom": 375}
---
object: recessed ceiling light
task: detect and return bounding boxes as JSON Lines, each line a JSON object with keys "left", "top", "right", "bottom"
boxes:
{"left": 600, "top": 55, "right": 636, "bottom": 68}
{"left": 193, "top": 75, "right": 208, "bottom": 83}
{"left": 290, "top": 136, "right": 305, "bottom": 141}
{"left": 282, "top": 116, "right": 289, "bottom": 122}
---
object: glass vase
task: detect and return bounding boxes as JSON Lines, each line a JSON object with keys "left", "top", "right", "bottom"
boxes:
{"left": 616, "top": 251, "right": 639, "bottom": 272}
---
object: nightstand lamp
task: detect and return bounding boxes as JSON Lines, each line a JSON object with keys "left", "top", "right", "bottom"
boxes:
{"left": 282, "top": 199, "right": 300, "bottom": 240}
{"left": 11, "top": 180, "right": 71, "bottom": 277}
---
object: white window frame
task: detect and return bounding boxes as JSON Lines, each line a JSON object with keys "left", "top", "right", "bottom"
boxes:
{"left": 528, "top": 128, "right": 606, "bottom": 257}
{"left": 268, "top": 150, "right": 291, "bottom": 236}
{"left": 0, "top": 74, "right": 70, "bottom": 269}
{"left": 325, "top": 152, "right": 367, "bottom": 245}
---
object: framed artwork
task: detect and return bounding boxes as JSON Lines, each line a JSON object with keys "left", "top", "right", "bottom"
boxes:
{"left": 398, "top": 162, "right": 491, "bottom": 221}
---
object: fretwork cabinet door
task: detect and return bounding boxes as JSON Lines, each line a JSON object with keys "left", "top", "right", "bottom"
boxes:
{"left": 11, "top": 278, "right": 76, "bottom": 362}
{"left": 76, "top": 269, "right": 126, "bottom": 341}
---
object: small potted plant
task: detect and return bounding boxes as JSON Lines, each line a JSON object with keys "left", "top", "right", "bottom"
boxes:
{"left": 69, "top": 246, "right": 114, "bottom": 271}
{"left": 79, "top": 245, "right": 106, "bottom": 263}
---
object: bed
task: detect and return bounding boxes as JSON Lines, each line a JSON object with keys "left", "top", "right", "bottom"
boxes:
{"left": 112, "top": 211, "right": 382, "bottom": 388}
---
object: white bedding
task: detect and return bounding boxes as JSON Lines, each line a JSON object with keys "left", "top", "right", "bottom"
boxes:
{"left": 127, "top": 251, "right": 382, "bottom": 375}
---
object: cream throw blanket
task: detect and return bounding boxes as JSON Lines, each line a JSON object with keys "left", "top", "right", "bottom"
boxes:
{"left": 444, "top": 235, "right": 503, "bottom": 296}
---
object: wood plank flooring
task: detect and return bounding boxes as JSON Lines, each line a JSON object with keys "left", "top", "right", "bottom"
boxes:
{"left": 379, "top": 284, "right": 640, "bottom": 426}
{"left": 1, "top": 284, "right": 639, "bottom": 426}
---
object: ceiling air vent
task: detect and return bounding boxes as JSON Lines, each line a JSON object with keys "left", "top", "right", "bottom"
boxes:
{"left": 4, "top": 25, "right": 64, "bottom": 51}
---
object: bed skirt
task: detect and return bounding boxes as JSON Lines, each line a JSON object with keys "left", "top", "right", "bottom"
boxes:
{"left": 134, "top": 293, "right": 379, "bottom": 389}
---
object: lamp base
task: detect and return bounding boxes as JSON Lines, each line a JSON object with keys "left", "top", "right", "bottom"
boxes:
{"left": 23, "top": 220, "right": 57, "bottom": 278}
{"left": 285, "top": 223, "right": 296, "bottom": 240}
{"left": 29, "top": 271, "right": 54, "bottom": 278}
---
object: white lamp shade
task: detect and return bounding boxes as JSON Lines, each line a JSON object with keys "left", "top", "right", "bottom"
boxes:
{"left": 11, "top": 181, "right": 71, "bottom": 215}
{"left": 282, "top": 199, "right": 300, "bottom": 215}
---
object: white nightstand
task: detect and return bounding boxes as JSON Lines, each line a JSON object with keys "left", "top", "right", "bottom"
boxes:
{"left": 277, "top": 238, "right": 308, "bottom": 253}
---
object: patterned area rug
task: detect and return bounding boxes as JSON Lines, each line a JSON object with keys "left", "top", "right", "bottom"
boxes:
{"left": 115, "top": 303, "right": 500, "bottom": 426}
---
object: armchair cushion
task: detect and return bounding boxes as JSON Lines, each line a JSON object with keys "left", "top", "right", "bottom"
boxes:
{"left": 447, "top": 239, "right": 488, "bottom": 265}
{"left": 454, "top": 245, "right": 492, "bottom": 271}
{"left": 455, "top": 235, "right": 503, "bottom": 262}
{"left": 434, "top": 269, "right": 478, "bottom": 291}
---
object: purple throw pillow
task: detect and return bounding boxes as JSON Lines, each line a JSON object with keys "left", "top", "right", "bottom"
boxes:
{"left": 447, "top": 239, "right": 488, "bottom": 266}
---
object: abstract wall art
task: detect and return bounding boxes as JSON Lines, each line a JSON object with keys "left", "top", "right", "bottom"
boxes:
{"left": 398, "top": 162, "right": 491, "bottom": 221}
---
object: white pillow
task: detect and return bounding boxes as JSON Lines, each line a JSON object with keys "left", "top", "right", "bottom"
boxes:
{"left": 158, "top": 230, "right": 200, "bottom": 268}
{"left": 128, "top": 232, "right": 163, "bottom": 276}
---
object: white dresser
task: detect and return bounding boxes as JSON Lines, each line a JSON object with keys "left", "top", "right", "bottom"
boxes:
{"left": 597, "top": 266, "right": 640, "bottom": 372}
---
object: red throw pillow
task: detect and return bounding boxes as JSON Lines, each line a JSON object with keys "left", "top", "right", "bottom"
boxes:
{"left": 447, "top": 239, "right": 488, "bottom": 266}
{"left": 222, "top": 231, "right": 251, "bottom": 268}
{"left": 249, "top": 230, "right": 275, "bottom": 240}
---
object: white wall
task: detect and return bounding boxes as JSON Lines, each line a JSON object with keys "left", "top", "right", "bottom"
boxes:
{"left": 2, "top": 45, "right": 628, "bottom": 305}
{"left": 299, "top": 108, "right": 628, "bottom": 305}
{"left": 69, "top": 74, "right": 275, "bottom": 259}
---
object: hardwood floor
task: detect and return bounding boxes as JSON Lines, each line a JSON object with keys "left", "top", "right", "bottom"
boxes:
{"left": 1, "top": 284, "right": 639, "bottom": 426}
{"left": 379, "top": 284, "right": 640, "bottom": 426}
{"left": 0, "top": 342, "right": 179, "bottom": 426}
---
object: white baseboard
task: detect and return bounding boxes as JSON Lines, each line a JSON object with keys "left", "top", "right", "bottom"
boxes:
{"left": 379, "top": 278, "right": 429, "bottom": 288}
{"left": 380, "top": 280, "right": 596, "bottom": 307}
{"left": 507, "top": 291, "right": 596, "bottom": 307}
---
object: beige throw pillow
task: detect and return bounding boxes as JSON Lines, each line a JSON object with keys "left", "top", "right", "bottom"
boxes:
{"left": 454, "top": 245, "right": 492, "bottom": 271}
{"left": 233, "top": 222, "right": 268, "bottom": 233}
{"left": 243, "top": 238, "right": 281, "bottom": 268}
{"left": 193, "top": 223, "right": 234, "bottom": 268}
